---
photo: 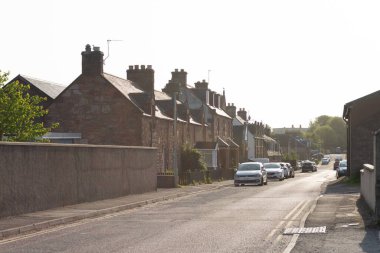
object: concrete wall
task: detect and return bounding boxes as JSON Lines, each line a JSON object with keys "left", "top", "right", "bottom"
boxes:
{"left": 0, "top": 142, "right": 157, "bottom": 218}
{"left": 360, "top": 164, "right": 376, "bottom": 213}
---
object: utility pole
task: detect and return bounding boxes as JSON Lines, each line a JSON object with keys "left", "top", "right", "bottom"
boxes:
{"left": 173, "top": 90, "right": 178, "bottom": 187}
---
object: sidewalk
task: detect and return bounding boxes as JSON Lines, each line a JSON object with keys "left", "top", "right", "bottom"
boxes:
{"left": 291, "top": 178, "right": 380, "bottom": 253}
{"left": 0, "top": 180, "right": 232, "bottom": 240}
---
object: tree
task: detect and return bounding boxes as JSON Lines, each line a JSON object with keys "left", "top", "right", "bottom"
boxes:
{"left": 180, "top": 143, "right": 207, "bottom": 172}
{"left": 306, "top": 115, "right": 347, "bottom": 152}
{"left": 0, "top": 70, "right": 58, "bottom": 141}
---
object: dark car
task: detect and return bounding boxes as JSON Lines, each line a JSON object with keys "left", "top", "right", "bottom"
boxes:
{"left": 336, "top": 160, "right": 347, "bottom": 178}
{"left": 333, "top": 160, "right": 339, "bottom": 170}
{"left": 302, "top": 160, "right": 317, "bottom": 172}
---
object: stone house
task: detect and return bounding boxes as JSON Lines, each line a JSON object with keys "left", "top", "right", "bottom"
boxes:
{"left": 162, "top": 70, "right": 238, "bottom": 171}
{"left": 343, "top": 90, "right": 380, "bottom": 178}
{"left": 7, "top": 74, "right": 66, "bottom": 109}
{"left": 46, "top": 45, "right": 237, "bottom": 174}
{"left": 226, "top": 105, "right": 280, "bottom": 162}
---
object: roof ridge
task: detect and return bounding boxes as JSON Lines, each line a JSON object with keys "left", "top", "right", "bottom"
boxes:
{"left": 20, "top": 74, "right": 65, "bottom": 87}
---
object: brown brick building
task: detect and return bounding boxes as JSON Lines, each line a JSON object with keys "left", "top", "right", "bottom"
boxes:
{"left": 46, "top": 45, "right": 236, "bottom": 173}
{"left": 343, "top": 90, "right": 380, "bottom": 178}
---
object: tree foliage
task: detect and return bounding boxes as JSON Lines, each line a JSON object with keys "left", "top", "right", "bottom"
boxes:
{"left": 306, "top": 115, "right": 346, "bottom": 151}
{"left": 180, "top": 143, "right": 207, "bottom": 172}
{"left": 0, "top": 70, "right": 58, "bottom": 141}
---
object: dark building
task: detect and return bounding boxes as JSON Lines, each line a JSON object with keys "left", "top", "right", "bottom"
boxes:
{"left": 343, "top": 90, "right": 380, "bottom": 178}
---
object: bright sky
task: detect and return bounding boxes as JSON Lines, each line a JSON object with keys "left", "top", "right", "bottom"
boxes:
{"left": 2, "top": 0, "right": 380, "bottom": 128}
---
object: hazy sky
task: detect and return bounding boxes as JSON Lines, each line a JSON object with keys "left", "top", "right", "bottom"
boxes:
{"left": 2, "top": 0, "right": 380, "bottom": 128}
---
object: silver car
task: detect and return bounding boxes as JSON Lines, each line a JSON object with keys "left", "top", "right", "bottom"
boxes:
{"left": 264, "top": 163, "right": 285, "bottom": 181}
{"left": 234, "top": 162, "right": 268, "bottom": 186}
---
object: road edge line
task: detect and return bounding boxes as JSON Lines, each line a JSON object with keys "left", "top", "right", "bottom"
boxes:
{"left": 282, "top": 194, "right": 323, "bottom": 253}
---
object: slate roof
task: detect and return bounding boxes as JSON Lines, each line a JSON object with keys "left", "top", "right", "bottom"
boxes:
{"left": 208, "top": 105, "right": 232, "bottom": 119}
{"left": 235, "top": 115, "right": 246, "bottom": 125}
{"left": 103, "top": 73, "right": 144, "bottom": 99}
{"left": 226, "top": 138, "right": 239, "bottom": 148}
{"left": 154, "top": 90, "right": 173, "bottom": 101}
{"left": 343, "top": 90, "right": 380, "bottom": 119}
{"left": 18, "top": 74, "right": 66, "bottom": 99}
{"left": 217, "top": 137, "right": 230, "bottom": 147}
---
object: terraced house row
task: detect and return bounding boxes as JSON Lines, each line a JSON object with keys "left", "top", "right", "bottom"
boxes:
{"left": 9, "top": 44, "right": 280, "bottom": 179}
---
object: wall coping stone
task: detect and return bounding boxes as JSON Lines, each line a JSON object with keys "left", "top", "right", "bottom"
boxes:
{"left": 0, "top": 141, "right": 156, "bottom": 150}
{"left": 362, "top": 163, "right": 374, "bottom": 172}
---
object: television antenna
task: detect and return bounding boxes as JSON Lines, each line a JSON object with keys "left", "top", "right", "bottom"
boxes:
{"left": 104, "top": 39, "right": 123, "bottom": 64}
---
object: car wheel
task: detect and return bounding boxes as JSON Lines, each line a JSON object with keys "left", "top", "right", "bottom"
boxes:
{"left": 260, "top": 177, "right": 264, "bottom": 186}
{"left": 264, "top": 178, "right": 268, "bottom": 185}
{"left": 234, "top": 183, "right": 239, "bottom": 187}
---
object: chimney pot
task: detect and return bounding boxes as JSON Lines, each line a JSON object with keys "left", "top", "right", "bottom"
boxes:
{"left": 134, "top": 65, "right": 139, "bottom": 70}
{"left": 129, "top": 65, "right": 133, "bottom": 70}
{"left": 175, "top": 69, "right": 178, "bottom": 72}
{"left": 141, "top": 65, "right": 146, "bottom": 69}
{"left": 81, "top": 44, "right": 103, "bottom": 75}
{"left": 181, "top": 69, "right": 184, "bottom": 72}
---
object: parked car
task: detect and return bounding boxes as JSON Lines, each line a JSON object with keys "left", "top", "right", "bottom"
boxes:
{"left": 279, "top": 162, "right": 290, "bottom": 178}
{"left": 302, "top": 160, "right": 317, "bottom": 172}
{"left": 250, "top": 158, "right": 270, "bottom": 164}
{"left": 321, "top": 158, "right": 330, "bottom": 165}
{"left": 333, "top": 160, "right": 340, "bottom": 170}
{"left": 296, "top": 160, "right": 302, "bottom": 170}
{"left": 285, "top": 163, "right": 295, "bottom": 178}
{"left": 234, "top": 162, "right": 267, "bottom": 186}
{"left": 336, "top": 160, "right": 347, "bottom": 178}
{"left": 263, "top": 163, "right": 285, "bottom": 181}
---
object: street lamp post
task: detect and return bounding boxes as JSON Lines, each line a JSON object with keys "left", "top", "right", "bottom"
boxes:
{"left": 173, "top": 90, "right": 179, "bottom": 187}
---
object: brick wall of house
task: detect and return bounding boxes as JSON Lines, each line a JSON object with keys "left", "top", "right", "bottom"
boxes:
{"left": 47, "top": 75, "right": 143, "bottom": 146}
{"left": 141, "top": 116, "right": 173, "bottom": 172}
{"left": 141, "top": 115, "right": 205, "bottom": 172}
{"left": 349, "top": 108, "right": 380, "bottom": 177}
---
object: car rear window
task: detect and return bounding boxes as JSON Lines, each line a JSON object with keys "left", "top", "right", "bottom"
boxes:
{"left": 264, "top": 163, "right": 280, "bottom": 169}
{"left": 238, "top": 163, "right": 261, "bottom": 171}
{"left": 339, "top": 161, "right": 347, "bottom": 167}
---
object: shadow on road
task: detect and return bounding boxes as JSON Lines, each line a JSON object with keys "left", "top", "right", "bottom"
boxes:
{"left": 323, "top": 177, "right": 380, "bottom": 252}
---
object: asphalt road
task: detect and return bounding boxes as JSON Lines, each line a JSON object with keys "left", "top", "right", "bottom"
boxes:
{"left": 0, "top": 164, "right": 337, "bottom": 253}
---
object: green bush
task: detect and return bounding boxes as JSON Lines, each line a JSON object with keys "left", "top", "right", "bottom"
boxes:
{"left": 180, "top": 143, "right": 207, "bottom": 172}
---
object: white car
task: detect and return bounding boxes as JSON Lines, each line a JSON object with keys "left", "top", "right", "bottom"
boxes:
{"left": 234, "top": 162, "right": 268, "bottom": 186}
{"left": 264, "top": 163, "right": 285, "bottom": 181}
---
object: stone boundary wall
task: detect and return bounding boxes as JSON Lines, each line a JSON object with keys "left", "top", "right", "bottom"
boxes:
{"left": 0, "top": 142, "right": 157, "bottom": 218}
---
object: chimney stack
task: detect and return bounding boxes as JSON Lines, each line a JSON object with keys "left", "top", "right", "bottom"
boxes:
{"left": 127, "top": 65, "right": 155, "bottom": 94}
{"left": 171, "top": 69, "right": 187, "bottom": 87}
{"left": 226, "top": 103, "right": 237, "bottom": 118}
{"left": 209, "top": 91, "right": 215, "bottom": 106}
{"left": 81, "top": 44, "right": 104, "bottom": 75}
{"left": 237, "top": 108, "right": 247, "bottom": 121}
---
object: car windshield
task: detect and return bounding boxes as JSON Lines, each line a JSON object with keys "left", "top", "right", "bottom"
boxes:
{"left": 264, "top": 163, "right": 280, "bottom": 169}
{"left": 339, "top": 161, "right": 347, "bottom": 167}
{"left": 238, "top": 163, "right": 261, "bottom": 171}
